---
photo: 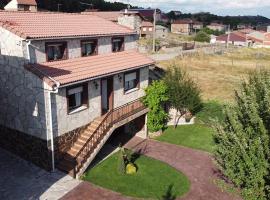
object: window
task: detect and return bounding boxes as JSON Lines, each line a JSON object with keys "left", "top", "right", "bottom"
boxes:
{"left": 81, "top": 40, "right": 98, "bottom": 57}
{"left": 143, "top": 28, "right": 147, "bottom": 31}
{"left": 45, "top": 42, "right": 67, "bottom": 62}
{"left": 112, "top": 37, "right": 124, "bottom": 52}
{"left": 149, "top": 28, "right": 153, "bottom": 31}
{"left": 67, "top": 83, "right": 88, "bottom": 113}
{"left": 124, "top": 71, "right": 139, "bottom": 92}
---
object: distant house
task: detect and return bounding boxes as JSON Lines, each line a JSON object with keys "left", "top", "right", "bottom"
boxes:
{"left": 193, "top": 21, "right": 203, "bottom": 32}
{"left": 216, "top": 32, "right": 247, "bottom": 46}
{"left": 207, "top": 23, "right": 226, "bottom": 32}
{"left": 83, "top": 10, "right": 144, "bottom": 35}
{"left": 127, "top": 8, "right": 162, "bottom": 22}
{"left": 140, "top": 21, "right": 154, "bottom": 38}
{"left": 4, "top": 0, "right": 37, "bottom": 11}
{"left": 171, "top": 19, "right": 194, "bottom": 35}
{"left": 247, "top": 31, "right": 270, "bottom": 48}
{"left": 156, "top": 25, "right": 169, "bottom": 38}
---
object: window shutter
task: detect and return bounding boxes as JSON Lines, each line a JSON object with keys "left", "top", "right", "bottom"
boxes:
{"left": 136, "top": 70, "right": 140, "bottom": 88}
{"left": 82, "top": 83, "right": 89, "bottom": 106}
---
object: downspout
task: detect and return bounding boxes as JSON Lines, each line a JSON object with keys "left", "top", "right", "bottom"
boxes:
{"left": 26, "top": 40, "right": 60, "bottom": 172}
{"left": 47, "top": 83, "right": 60, "bottom": 172}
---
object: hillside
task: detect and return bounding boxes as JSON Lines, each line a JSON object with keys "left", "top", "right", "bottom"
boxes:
{"left": 0, "top": 0, "right": 134, "bottom": 12}
{"left": 167, "top": 11, "right": 270, "bottom": 28}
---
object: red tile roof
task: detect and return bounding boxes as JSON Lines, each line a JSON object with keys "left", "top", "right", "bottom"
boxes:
{"left": 172, "top": 19, "right": 193, "bottom": 24}
{"left": 141, "top": 21, "right": 153, "bottom": 27}
{"left": 25, "top": 50, "right": 154, "bottom": 87}
{"left": 82, "top": 11, "right": 143, "bottom": 22}
{"left": 82, "top": 11, "right": 122, "bottom": 22}
{"left": 0, "top": 11, "right": 135, "bottom": 39}
{"left": 17, "top": 0, "right": 37, "bottom": 5}
{"left": 216, "top": 32, "right": 246, "bottom": 42}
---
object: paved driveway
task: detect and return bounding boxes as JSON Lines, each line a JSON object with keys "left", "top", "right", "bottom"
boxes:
{"left": 0, "top": 148, "right": 81, "bottom": 200}
{"left": 62, "top": 137, "right": 241, "bottom": 200}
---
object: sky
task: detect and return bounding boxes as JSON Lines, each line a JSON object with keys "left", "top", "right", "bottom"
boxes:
{"left": 107, "top": 0, "right": 270, "bottom": 18}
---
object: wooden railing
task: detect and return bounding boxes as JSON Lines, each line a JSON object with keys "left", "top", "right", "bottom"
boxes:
{"left": 74, "top": 98, "right": 146, "bottom": 174}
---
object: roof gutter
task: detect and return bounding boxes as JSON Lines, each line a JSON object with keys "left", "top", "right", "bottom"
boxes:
{"left": 26, "top": 32, "right": 137, "bottom": 41}
{"left": 26, "top": 39, "right": 60, "bottom": 172}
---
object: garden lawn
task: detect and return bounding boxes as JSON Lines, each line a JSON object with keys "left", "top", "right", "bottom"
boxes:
{"left": 83, "top": 151, "right": 190, "bottom": 199}
{"left": 156, "top": 124, "right": 215, "bottom": 153}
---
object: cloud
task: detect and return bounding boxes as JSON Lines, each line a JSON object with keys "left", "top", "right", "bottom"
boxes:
{"left": 107, "top": 0, "right": 270, "bottom": 17}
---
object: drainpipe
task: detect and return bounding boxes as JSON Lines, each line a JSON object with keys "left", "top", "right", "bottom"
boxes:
{"left": 47, "top": 83, "right": 60, "bottom": 172}
{"left": 26, "top": 39, "right": 60, "bottom": 172}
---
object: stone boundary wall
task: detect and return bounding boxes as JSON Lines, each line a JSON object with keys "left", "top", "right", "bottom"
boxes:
{"left": 0, "top": 125, "right": 52, "bottom": 170}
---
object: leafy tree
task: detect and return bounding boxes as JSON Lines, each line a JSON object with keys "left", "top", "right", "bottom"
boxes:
{"left": 194, "top": 31, "right": 210, "bottom": 43}
{"left": 164, "top": 65, "right": 202, "bottom": 128}
{"left": 143, "top": 80, "right": 169, "bottom": 132}
{"left": 214, "top": 71, "right": 270, "bottom": 200}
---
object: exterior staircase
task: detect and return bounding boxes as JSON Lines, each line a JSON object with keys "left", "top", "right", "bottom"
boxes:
{"left": 56, "top": 99, "right": 148, "bottom": 178}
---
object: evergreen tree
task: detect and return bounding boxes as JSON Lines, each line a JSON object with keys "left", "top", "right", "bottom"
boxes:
{"left": 214, "top": 71, "right": 270, "bottom": 200}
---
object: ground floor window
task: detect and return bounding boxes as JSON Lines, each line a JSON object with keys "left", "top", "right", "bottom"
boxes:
{"left": 67, "top": 83, "right": 88, "bottom": 113}
{"left": 124, "top": 70, "right": 140, "bottom": 93}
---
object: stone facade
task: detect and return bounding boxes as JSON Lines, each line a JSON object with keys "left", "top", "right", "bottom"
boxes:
{"left": 29, "top": 35, "right": 137, "bottom": 63}
{"left": 118, "top": 15, "right": 142, "bottom": 34}
{"left": 114, "top": 67, "right": 149, "bottom": 108}
{"left": 52, "top": 80, "right": 101, "bottom": 136}
{"left": 0, "top": 27, "right": 50, "bottom": 140}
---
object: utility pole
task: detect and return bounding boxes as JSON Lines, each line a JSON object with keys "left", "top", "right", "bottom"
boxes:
{"left": 57, "top": 4, "right": 62, "bottom": 12}
{"left": 152, "top": 8, "right": 157, "bottom": 52}
{"left": 227, "top": 24, "right": 231, "bottom": 48}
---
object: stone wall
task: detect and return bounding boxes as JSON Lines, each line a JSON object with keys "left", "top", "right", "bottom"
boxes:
{"left": 0, "top": 125, "right": 52, "bottom": 170}
{"left": 114, "top": 67, "right": 149, "bottom": 108}
{"left": 29, "top": 35, "right": 137, "bottom": 63}
{"left": 52, "top": 80, "right": 101, "bottom": 136}
{"left": 118, "top": 15, "right": 142, "bottom": 34}
{"left": 0, "top": 28, "right": 50, "bottom": 140}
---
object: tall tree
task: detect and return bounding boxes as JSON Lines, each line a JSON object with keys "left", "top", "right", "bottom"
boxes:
{"left": 214, "top": 71, "right": 270, "bottom": 200}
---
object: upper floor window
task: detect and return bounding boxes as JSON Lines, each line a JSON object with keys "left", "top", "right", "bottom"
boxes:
{"left": 124, "top": 70, "right": 140, "bottom": 93}
{"left": 18, "top": 5, "right": 30, "bottom": 11}
{"left": 45, "top": 42, "right": 67, "bottom": 62}
{"left": 67, "top": 83, "right": 88, "bottom": 114}
{"left": 81, "top": 40, "right": 98, "bottom": 57}
{"left": 112, "top": 37, "right": 124, "bottom": 52}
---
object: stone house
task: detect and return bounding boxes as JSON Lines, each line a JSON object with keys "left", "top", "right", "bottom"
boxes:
{"left": 84, "top": 10, "right": 144, "bottom": 35}
{"left": 207, "top": 23, "right": 226, "bottom": 32}
{"left": 140, "top": 21, "right": 154, "bottom": 38}
{"left": 4, "top": 0, "right": 37, "bottom": 12}
{"left": 171, "top": 19, "right": 194, "bottom": 35}
{"left": 156, "top": 25, "right": 169, "bottom": 38}
{"left": 0, "top": 11, "right": 154, "bottom": 178}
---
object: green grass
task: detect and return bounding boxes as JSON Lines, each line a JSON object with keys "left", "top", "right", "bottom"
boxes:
{"left": 83, "top": 152, "right": 190, "bottom": 199}
{"left": 196, "top": 101, "right": 225, "bottom": 124}
{"left": 155, "top": 101, "right": 224, "bottom": 153}
{"left": 156, "top": 124, "right": 215, "bottom": 153}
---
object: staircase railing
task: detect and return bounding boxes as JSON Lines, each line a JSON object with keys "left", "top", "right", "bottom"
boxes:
{"left": 74, "top": 98, "right": 146, "bottom": 174}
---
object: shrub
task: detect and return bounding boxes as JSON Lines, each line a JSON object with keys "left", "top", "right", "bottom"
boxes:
{"left": 196, "top": 101, "right": 225, "bottom": 124}
{"left": 194, "top": 31, "right": 210, "bottom": 43}
{"left": 126, "top": 163, "right": 137, "bottom": 175}
{"left": 118, "top": 147, "right": 127, "bottom": 174}
{"left": 214, "top": 71, "right": 270, "bottom": 200}
{"left": 143, "top": 80, "right": 169, "bottom": 132}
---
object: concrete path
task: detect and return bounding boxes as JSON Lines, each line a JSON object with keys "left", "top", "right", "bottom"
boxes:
{"left": 0, "top": 148, "right": 81, "bottom": 200}
{"left": 62, "top": 137, "right": 241, "bottom": 200}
